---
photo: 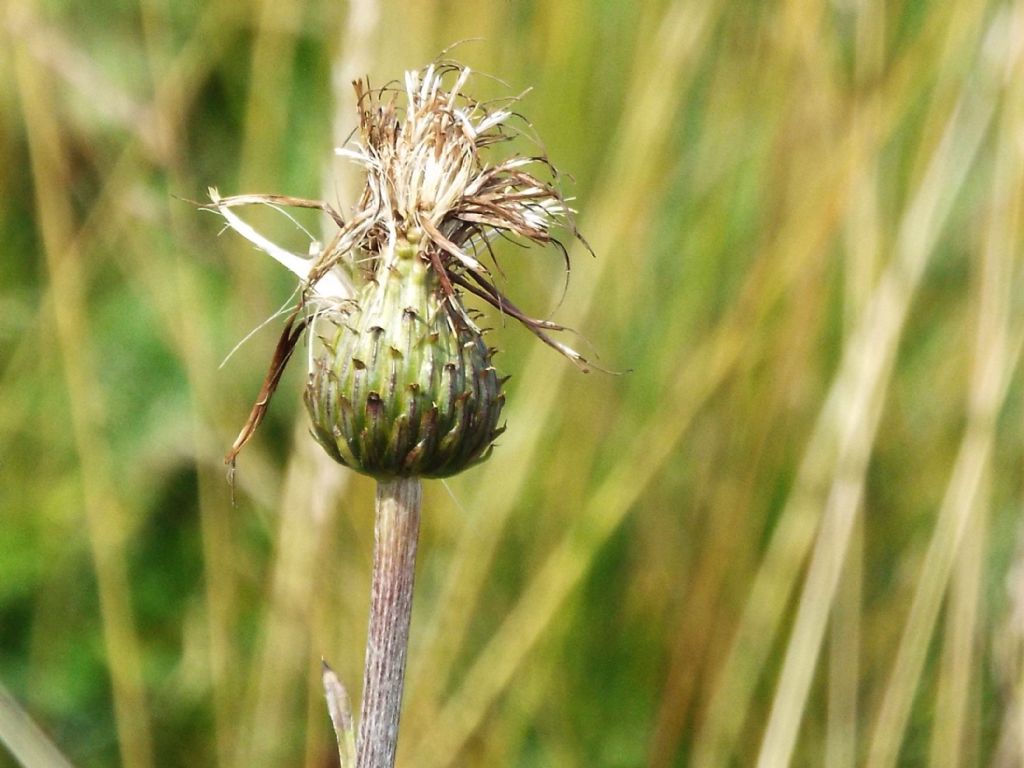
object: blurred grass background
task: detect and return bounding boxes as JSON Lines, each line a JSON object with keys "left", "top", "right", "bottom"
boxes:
{"left": 3, "top": 0, "right": 1024, "bottom": 766}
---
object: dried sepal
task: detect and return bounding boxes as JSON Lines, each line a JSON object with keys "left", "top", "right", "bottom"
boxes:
{"left": 225, "top": 308, "right": 309, "bottom": 466}
{"left": 305, "top": 64, "right": 592, "bottom": 368}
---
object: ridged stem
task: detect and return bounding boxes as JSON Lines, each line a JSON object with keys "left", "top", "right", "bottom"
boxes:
{"left": 357, "top": 476, "right": 422, "bottom": 768}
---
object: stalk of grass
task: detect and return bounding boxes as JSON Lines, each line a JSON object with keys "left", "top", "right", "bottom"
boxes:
{"left": 866, "top": 317, "right": 1022, "bottom": 767}
{"left": 211, "top": 4, "right": 308, "bottom": 755}
{"left": 0, "top": 682, "right": 77, "bottom": 768}
{"left": 866, "top": 21, "right": 1024, "bottom": 763}
{"left": 925, "top": 102, "right": 1019, "bottom": 768}
{"left": 927, "top": 16, "right": 1024, "bottom": 767}
{"left": 754, "top": 28, "right": 1001, "bottom": 765}
{"left": 11, "top": 29, "right": 155, "bottom": 768}
{"left": 171, "top": 238, "right": 243, "bottom": 768}
{"left": 992, "top": 525, "right": 1024, "bottom": 766}
{"left": 928, "top": 501, "right": 985, "bottom": 768}
{"left": 825, "top": 2, "right": 885, "bottom": 759}
{"left": 10, "top": 8, "right": 274, "bottom": 764}
{"left": 129, "top": 11, "right": 257, "bottom": 764}
{"left": 693, "top": 12, "right": 996, "bottom": 767}
{"left": 238, "top": 0, "right": 304, "bottom": 192}
{"left": 826, "top": 517, "right": 862, "bottom": 768}
{"left": 238, "top": 438, "right": 348, "bottom": 768}
{"left": 9, "top": 12, "right": 262, "bottom": 762}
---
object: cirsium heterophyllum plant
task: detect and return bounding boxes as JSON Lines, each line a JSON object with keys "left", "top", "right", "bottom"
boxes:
{"left": 207, "top": 62, "right": 591, "bottom": 768}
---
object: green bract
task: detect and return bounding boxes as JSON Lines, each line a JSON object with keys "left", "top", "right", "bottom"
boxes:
{"left": 305, "top": 240, "right": 504, "bottom": 478}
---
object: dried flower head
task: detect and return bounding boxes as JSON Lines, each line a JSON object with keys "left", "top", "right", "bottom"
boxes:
{"left": 211, "top": 62, "right": 590, "bottom": 474}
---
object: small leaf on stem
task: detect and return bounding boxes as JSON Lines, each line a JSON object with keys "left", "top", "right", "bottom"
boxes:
{"left": 322, "top": 659, "right": 357, "bottom": 768}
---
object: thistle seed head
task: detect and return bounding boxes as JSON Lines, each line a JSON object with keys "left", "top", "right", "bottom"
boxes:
{"left": 305, "top": 242, "right": 505, "bottom": 478}
{"left": 309, "top": 63, "right": 574, "bottom": 299}
{"left": 215, "top": 62, "right": 590, "bottom": 474}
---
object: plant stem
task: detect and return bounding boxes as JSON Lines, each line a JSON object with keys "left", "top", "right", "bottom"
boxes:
{"left": 357, "top": 476, "right": 422, "bottom": 768}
